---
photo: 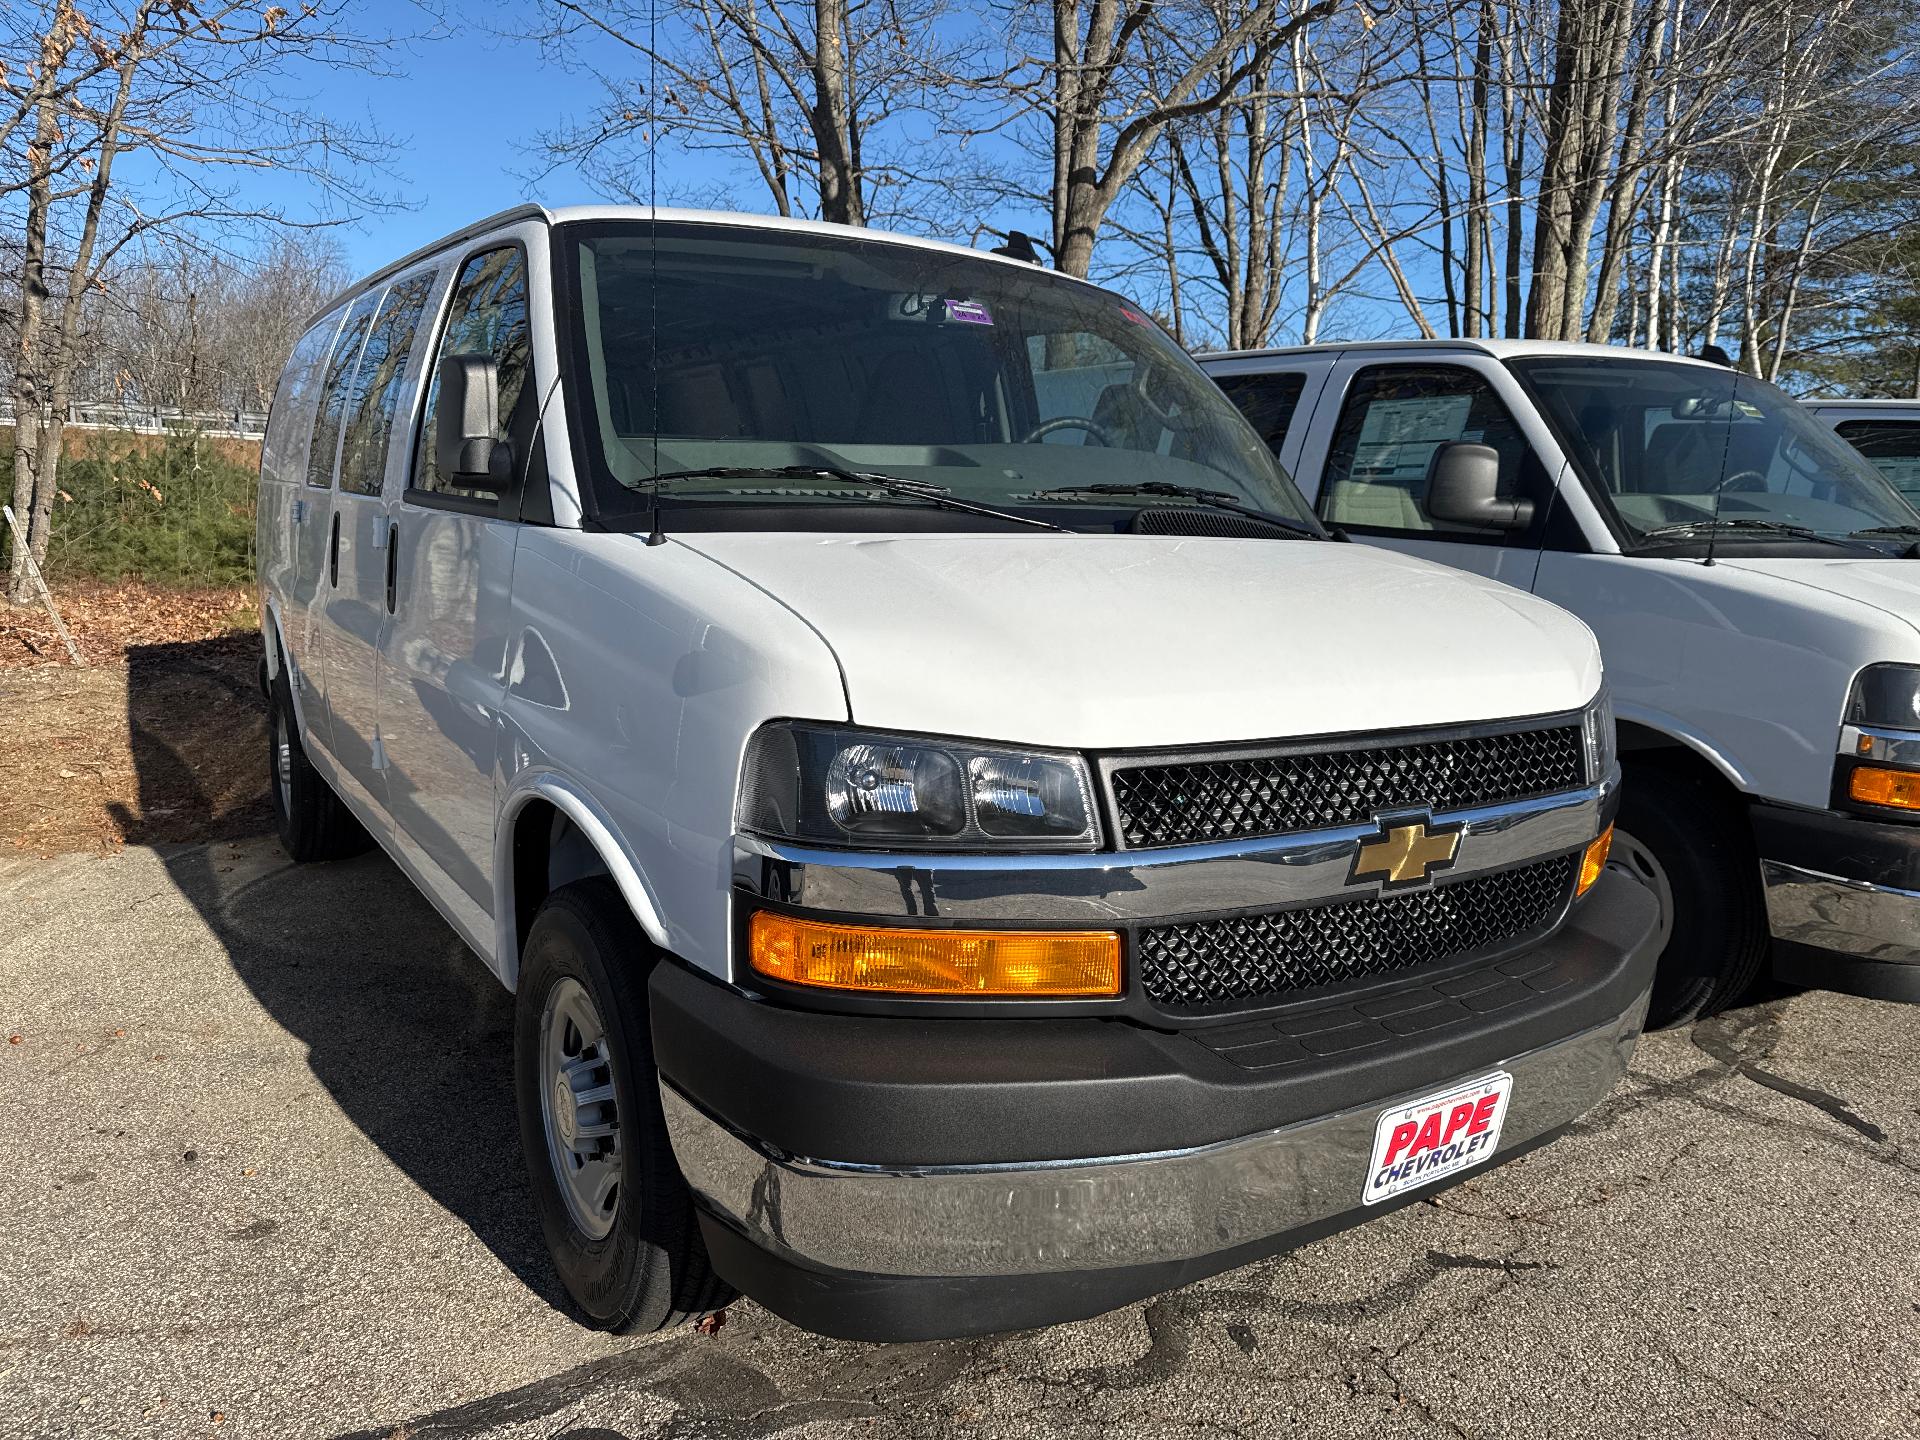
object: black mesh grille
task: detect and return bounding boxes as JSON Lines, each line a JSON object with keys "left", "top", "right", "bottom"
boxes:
{"left": 1138, "top": 855, "right": 1577, "bottom": 1010}
{"left": 1109, "top": 724, "right": 1585, "bottom": 849}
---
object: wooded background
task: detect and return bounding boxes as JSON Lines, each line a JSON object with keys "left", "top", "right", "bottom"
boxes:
{"left": 5, "top": 0, "right": 1919, "bottom": 597}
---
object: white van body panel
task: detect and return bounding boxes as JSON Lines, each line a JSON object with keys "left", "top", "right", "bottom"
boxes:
{"left": 494, "top": 528, "right": 847, "bottom": 982}
{"left": 674, "top": 530, "right": 1601, "bottom": 747}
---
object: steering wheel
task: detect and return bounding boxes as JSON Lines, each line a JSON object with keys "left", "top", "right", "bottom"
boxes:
{"left": 1024, "top": 415, "right": 1113, "bottom": 445}
{"left": 1719, "top": 469, "right": 1768, "bottom": 493}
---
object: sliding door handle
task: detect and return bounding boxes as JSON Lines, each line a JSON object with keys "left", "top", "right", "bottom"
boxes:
{"left": 385, "top": 522, "right": 398, "bottom": 613}
{"left": 328, "top": 511, "right": 340, "bottom": 588}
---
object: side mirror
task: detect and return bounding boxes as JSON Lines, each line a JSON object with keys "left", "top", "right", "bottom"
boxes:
{"left": 435, "top": 354, "right": 513, "bottom": 491}
{"left": 1424, "top": 441, "right": 1534, "bottom": 530}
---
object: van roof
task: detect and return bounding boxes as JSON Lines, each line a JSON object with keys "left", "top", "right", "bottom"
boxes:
{"left": 1199, "top": 337, "right": 1732, "bottom": 371}
{"left": 309, "top": 203, "right": 1103, "bottom": 326}
{"left": 1801, "top": 397, "right": 1920, "bottom": 410}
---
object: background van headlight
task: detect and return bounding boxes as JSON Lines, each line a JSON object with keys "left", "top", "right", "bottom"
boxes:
{"left": 1582, "top": 687, "right": 1617, "bottom": 783}
{"left": 740, "top": 722, "right": 1100, "bottom": 850}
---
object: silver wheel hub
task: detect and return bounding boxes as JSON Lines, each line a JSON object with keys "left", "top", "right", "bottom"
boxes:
{"left": 538, "top": 977, "right": 622, "bottom": 1241}
{"left": 1609, "top": 828, "right": 1676, "bottom": 956}
{"left": 274, "top": 711, "right": 293, "bottom": 810}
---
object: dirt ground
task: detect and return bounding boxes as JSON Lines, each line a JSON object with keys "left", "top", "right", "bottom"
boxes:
{"left": 0, "top": 624, "right": 269, "bottom": 856}
{"left": 0, "top": 577, "right": 256, "bottom": 669}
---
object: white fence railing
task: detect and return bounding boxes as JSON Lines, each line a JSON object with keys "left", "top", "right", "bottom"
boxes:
{"left": 0, "top": 398, "right": 268, "bottom": 439}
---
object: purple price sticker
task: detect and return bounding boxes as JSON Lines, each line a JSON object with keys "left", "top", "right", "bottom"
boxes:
{"left": 944, "top": 298, "right": 994, "bottom": 326}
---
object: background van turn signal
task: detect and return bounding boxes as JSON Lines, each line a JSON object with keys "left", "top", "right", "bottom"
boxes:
{"left": 1578, "top": 824, "right": 1614, "bottom": 896}
{"left": 1849, "top": 765, "right": 1920, "bottom": 811}
{"left": 749, "top": 912, "right": 1121, "bottom": 997}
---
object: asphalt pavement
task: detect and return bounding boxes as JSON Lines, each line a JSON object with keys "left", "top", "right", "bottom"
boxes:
{"left": 2, "top": 836, "right": 1917, "bottom": 1440}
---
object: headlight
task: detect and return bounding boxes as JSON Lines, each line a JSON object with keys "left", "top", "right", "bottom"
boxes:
{"left": 1581, "top": 687, "right": 1617, "bottom": 783}
{"left": 739, "top": 722, "right": 1099, "bottom": 850}
{"left": 1846, "top": 664, "right": 1920, "bottom": 731}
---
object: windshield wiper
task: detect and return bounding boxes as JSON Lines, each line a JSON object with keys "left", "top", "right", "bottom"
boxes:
{"left": 1031, "top": 481, "right": 1322, "bottom": 538}
{"left": 1848, "top": 524, "right": 1920, "bottom": 539}
{"left": 643, "top": 465, "right": 1070, "bottom": 533}
{"left": 1638, "top": 517, "right": 1854, "bottom": 545}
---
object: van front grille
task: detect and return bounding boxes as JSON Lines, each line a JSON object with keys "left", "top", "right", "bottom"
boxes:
{"left": 1107, "top": 723, "right": 1585, "bottom": 849}
{"left": 1137, "top": 855, "right": 1577, "bottom": 1011}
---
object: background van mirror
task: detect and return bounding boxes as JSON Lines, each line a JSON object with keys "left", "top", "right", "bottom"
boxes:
{"left": 1426, "top": 441, "right": 1532, "bottom": 530}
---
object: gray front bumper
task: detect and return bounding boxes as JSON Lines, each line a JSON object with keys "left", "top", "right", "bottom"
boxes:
{"left": 661, "top": 990, "right": 1648, "bottom": 1280}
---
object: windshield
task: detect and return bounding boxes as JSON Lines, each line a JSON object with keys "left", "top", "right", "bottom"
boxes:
{"left": 557, "top": 221, "right": 1316, "bottom": 529}
{"left": 1512, "top": 357, "right": 1920, "bottom": 546}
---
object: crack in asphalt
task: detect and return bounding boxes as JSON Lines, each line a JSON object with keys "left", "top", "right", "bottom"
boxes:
{"left": 1691, "top": 1004, "right": 1889, "bottom": 1145}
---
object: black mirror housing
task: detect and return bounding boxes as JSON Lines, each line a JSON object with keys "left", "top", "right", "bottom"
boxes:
{"left": 435, "top": 353, "right": 512, "bottom": 492}
{"left": 1425, "top": 441, "right": 1534, "bottom": 531}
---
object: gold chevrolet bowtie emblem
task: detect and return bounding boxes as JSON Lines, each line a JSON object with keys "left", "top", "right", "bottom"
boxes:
{"left": 1352, "top": 820, "right": 1461, "bottom": 888}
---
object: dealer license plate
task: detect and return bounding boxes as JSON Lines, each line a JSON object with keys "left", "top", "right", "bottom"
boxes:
{"left": 1362, "top": 1071, "right": 1513, "bottom": 1205}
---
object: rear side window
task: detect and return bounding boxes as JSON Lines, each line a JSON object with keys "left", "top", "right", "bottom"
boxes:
{"left": 264, "top": 308, "right": 345, "bottom": 483}
{"left": 338, "top": 271, "right": 438, "bottom": 496}
{"left": 1214, "top": 371, "right": 1307, "bottom": 458}
{"left": 1834, "top": 419, "right": 1920, "bottom": 504}
{"left": 413, "top": 246, "right": 532, "bottom": 500}
{"left": 306, "top": 293, "right": 379, "bottom": 489}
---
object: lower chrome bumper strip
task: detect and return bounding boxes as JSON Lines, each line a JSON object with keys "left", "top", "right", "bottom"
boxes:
{"left": 1762, "top": 860, "right": 1920, "bottom": 967}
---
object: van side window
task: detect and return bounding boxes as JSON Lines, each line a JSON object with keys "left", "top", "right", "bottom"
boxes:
{"left": 1214, "top": 371, "right": 1307, "bottom": 458}
{"left": 414, "top": 246, "right": 532, "bottom": 500}
{"left": 306, "top": 292, "right": 380, "bottom": 489}
{"left": 1834, "top": 419, "right": 1920, "bottom": 505}
{"left": 338, "top": 271, "right": 438, "bottom": 496}
{"left": 265, "top": 308, "right": 345, "bottom": 483}
{"left": 1322, "top": 365, "right": 1529, "bottom": 537}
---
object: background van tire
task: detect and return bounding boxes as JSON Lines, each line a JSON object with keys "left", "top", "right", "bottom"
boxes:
{"left": 1614, "top": 756, "right": 1769, "bottom": 1028}
{"left": 268, "top": 668, "right": 369, "bottom": 863}
{"left": 514, "top": 878, "right": 731, "bottom": 1333}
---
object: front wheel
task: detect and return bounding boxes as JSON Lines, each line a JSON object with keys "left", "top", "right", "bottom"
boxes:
{"left": 1613, "top": 757, "right": 1769, "bottom": 1028}
{"left": 514, "top": 878, "right": 731, "bottom": 1332}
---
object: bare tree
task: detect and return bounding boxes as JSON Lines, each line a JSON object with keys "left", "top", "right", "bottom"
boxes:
{"left": 526, "top": 0, "right": 982, "bottom": 228}
{"left": 1, "top": 0, "right": 392, "bottom": 605}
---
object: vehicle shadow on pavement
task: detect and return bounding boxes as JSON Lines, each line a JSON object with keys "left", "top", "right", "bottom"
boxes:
{"left": 116, "top": 638, "right": 567, "bottom": 1308}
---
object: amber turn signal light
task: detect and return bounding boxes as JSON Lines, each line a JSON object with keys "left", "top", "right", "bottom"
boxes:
{"left": 1577, "top": 824, "right": 1614, "bottom": 897}
{"left": 1849, "top": 765, "right": 1920, "bottom": 811}
{"left": 748, "top": 911, "right": 1122, "bottom": 997}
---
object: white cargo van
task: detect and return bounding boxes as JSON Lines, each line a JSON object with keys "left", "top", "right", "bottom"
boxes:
{"left": 1203, "top": 340, "right": 1920, "bottom": 1027}
{"left": 1806, "top": 400, "right": 1920, "bottom": 507}
{"left": 257, "top": 209, "right": 1654, "bottom": 1340}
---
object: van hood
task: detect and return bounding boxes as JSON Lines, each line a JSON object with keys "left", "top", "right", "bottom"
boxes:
{"left": 668, "top": 532, "right": 1603, "bottom": 748}
{"left": 1717, "top": 556, "right": 1920, "bottom": 638}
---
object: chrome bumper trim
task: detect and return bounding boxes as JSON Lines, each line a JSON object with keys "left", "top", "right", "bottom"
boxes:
{"left": 1762, "top": 860, "right": 1920, "bottom": 967}
{"left": 733, "top": 778, "right": 1611, "bottom": 924}
{"left": 661, "top": 991, "right": 1648, "bottom": 1279}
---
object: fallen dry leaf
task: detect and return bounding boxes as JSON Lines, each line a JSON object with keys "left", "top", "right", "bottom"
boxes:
{"left": 695, "top": 1308, "right": 729, "bottom": 1336}
{"left": 7, "top": 1035, "right": 21, "bottom": 1045}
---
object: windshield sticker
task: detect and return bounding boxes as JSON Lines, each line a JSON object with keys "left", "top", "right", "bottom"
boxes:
{"left": 1118, "top": 306, "right": 1150, "bottom": 326}
{"left": 944, "top": 298, "right": 993, "bottom": 326}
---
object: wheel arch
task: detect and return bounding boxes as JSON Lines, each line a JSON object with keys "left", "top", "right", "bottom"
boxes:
{"left": 1615, "top": 711, "right": 1752, "bottom": 797}
{"left": 495, "top": 772, "right": 671, "bottom": 991}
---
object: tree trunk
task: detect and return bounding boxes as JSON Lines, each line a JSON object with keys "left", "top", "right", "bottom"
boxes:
{"left": 809, "top": 0, "right": 863, "bottom": 224}
{"left": 6, "top": 65, "right": 58, "bottom": 605}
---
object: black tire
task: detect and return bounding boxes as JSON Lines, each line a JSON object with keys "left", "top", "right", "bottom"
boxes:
{"left": 514, "top": 878, "right": 731, "bottom": 1333}
{"left": 1614, "top": 755, "right": 1769, "bottom": 1028}
{"left": 267, "top": 667, "right": 369, "bottom": 863}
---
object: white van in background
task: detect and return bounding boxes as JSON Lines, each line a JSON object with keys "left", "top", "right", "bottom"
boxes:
{"left": 1805, "top": 400, "right": 1920, "bottom": 507}
{"left": 256, "top": 207, "right": 1656, "bottom": 1340}
{"left": 1203, "top": 340, "right": 1920, "bottom": 1026}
